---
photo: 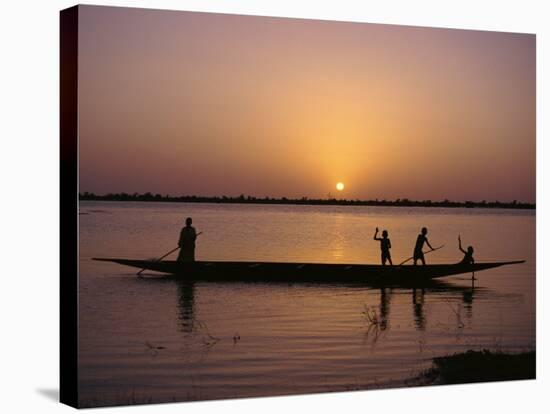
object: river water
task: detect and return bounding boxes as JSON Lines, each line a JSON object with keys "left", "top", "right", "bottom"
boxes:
{"left": 78, "top": 201, "right": 535, "bottom": 406}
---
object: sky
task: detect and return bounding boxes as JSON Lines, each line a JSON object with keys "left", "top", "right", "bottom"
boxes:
{"left": 78, "top": 6, "right": 536, "bottom": 202}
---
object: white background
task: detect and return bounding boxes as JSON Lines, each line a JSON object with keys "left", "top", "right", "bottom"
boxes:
{"left": 0, "top": 0, "right": 547, "bottom": 412}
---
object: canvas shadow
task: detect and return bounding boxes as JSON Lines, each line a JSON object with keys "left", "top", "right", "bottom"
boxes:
{"left": 36, "top": 388, "right": 59, "bottom": 402}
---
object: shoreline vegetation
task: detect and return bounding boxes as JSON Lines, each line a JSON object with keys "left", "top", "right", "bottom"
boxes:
{"left": 417, "top": 349, "right": 535, "bottom": 385}
{"left": 79, "top": 192, "right": 535, "bottom": 210}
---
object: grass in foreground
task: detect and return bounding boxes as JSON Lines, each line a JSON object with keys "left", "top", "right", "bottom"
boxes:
{"left": 421, "top": 349, "right": 535, "bottom": 385}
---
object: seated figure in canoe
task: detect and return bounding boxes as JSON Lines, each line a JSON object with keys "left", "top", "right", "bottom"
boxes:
{"left": 373, "top": 227, "right": 393, "bottom": 265}
{"left": 178, "top": 217, "right": 198, "bottom": 262}
{"left": 413, "top": 227, "right": 435, "bottom": 265}
{"left": 458, "top": 235, "right": 474, "bottom": 265}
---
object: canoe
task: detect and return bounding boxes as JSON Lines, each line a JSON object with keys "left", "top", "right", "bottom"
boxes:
{"left": 92, "top": 258, "right": 525, "bottom": 283}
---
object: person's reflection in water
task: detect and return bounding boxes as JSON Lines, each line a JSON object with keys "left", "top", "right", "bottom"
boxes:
{"left": 462, "top": 285, "right": 474, "bottom": 321}
{"left": 379, "top": 288, "right": 391, "bottom": 330}
{"left": 458, "top": 234, "right": 476, "bottom": 321}
{"left": 177, "top": 282, "right": 196, "bottom": 334}
{"left": 412, "top": 288, "right": 426, "bottom": 331}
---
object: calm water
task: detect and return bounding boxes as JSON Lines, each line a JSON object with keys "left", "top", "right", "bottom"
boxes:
{"left": 78, "top": 201, "right": 535, "bottom": 406}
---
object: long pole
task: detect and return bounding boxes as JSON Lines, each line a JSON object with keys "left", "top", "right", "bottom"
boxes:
{"left": 137, "top": 246, "right": 180, "bottom": 276}
{"left": 137, "top": 232, "right": 203, "bottom": 276}
{"left": 398, "top": 245, "right": 445, "bottom": 266}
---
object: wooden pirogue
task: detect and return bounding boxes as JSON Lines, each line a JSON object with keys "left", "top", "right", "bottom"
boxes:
{"left": 93, "top": 258, "right": 525, "bottom": 283}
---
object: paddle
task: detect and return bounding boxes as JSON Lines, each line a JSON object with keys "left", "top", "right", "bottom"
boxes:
{"left": 137, "top": 232, "right": 203, "bottom": 276}
{"left": 398, "top": 245, "right": 445, "bottom": 266}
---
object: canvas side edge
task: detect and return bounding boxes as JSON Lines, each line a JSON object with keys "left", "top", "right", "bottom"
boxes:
{"left": 60, "top": 4, "right": 79, "bottom": 409}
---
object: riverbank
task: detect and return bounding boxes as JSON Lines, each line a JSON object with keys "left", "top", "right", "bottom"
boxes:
{"left": 418, "top": 350, "right": 535, "bottom": 385}
{"left": 79, "top": 193, "right": 535, "bottom": 210}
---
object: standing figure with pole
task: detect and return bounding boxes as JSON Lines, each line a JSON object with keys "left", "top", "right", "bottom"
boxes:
{"left": 178, "top": 217, "right": 199, "bottom": 262}
{"left": 413, "top": 227, "right": 435, "bottom": 265}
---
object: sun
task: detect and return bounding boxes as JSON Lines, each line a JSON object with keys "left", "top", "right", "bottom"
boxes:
{"left": 336, "top": 182, "right": 345, "bottom": 191}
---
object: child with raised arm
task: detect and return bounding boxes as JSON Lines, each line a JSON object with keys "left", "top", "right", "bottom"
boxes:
{"left": 458, "top": 235, "right": 475, "bottom": 265}
{"left": 374, "top": 227, "right": 393, "bottom": 266}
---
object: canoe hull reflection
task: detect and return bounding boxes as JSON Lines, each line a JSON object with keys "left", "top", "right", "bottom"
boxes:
{"left": 93, "top": 258, "right": 525, "bottom": 283}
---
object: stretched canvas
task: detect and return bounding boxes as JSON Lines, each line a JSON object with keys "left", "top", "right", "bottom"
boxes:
{"left": 60, "top": 5, "right": 536, "bottom": 408}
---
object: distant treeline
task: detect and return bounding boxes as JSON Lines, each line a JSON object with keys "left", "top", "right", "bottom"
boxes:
{"left": 79, "top": 192, "right": 535, "bottom": 210}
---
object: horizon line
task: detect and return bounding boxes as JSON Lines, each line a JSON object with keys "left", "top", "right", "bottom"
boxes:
{"left": 78, "top": 192, "right": 535, "bottom": 209}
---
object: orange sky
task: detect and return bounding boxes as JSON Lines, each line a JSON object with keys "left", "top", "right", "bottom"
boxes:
{"left": 78, "top": 6, "right": 535, "bottom": 202}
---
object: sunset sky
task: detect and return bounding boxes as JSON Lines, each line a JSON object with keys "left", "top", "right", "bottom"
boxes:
{"left": 78, "top": 6, "right": 535, "bottom": 202}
